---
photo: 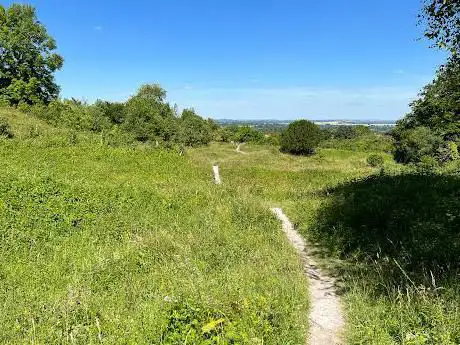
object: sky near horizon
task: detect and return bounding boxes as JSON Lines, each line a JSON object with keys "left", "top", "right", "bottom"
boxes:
{"left": 2, "top": 0, "right": 447, "bottom": 120}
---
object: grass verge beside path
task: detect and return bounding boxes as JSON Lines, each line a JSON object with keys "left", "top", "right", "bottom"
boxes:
{"left": 190, "top": 143, "right": 460, "bottom": 344}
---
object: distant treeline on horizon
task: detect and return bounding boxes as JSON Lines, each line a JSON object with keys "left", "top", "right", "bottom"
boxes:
{"left": 216, "top": 119, "right": 396, "bottom": 133}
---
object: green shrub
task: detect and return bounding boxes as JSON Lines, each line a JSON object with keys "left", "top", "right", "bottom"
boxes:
{"left": 367, "top": 154, "right": 384, "bottom": 167}
{"left": 354, "top": 125, "right": 372, "bottom": 136}
{"left": 263, "top": 133, "right": 280, "bottom": 146}
{"left": 448, "top": 141, "right": 460, "bottom": 160}
{"left": 393, "top": 126, "right": 441, "bottom": 164}
{"left": 436, "top": 141, "right": 460, "bottom": 163}
{"left": 22, "top": 84, "right": 220, "bottom": 148}
{"left": 416, "top": 155, "right": 439, "bottom": 172}
{"left": 0, "top": 117, "right": 13, "bottom": 138}
{"left": 320, "top": 128, "right": 334, "bottom": 140}
{"left": 232, "top": 126, "right": 265, "bottom": 144}
{"left": 320, "top": 133, "right": 394, "bottom": 152}
{"left": 280, "top": 120, "right": 322, "bottom": 155}
{"left": 101, "top": 126, "right": 135, "bottom": 147}
{"left": 334, "top": 125, "right": 358, "bottom": 139}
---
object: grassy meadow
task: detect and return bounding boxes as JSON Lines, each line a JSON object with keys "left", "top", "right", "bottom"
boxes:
{"left": 1, "top": 108, "right": 459, "bottom": 344}
{"left": 0, "top": 109, "right": 309, "bottom": 344}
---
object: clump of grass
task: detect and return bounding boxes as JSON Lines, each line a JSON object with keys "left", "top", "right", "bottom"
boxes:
{"left": 367, "top": 153, "right": 384, "bottom": 167}
{"left": 0, "top": 117, "right": 14, "bottom": 138}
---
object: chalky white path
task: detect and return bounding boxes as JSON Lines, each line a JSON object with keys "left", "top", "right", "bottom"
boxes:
{"left": 235, "top": 143, "right": 247, "bottom": 154}
{"left": 212, "top": 165, "right": 222, "bottom": 185}
{"left": 271, "top": 207, "right": 344, "bottom": 345}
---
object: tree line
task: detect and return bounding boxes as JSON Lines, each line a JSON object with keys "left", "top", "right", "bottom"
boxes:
{"left": 0, "top": 4, "right": 219, "bottom": 148}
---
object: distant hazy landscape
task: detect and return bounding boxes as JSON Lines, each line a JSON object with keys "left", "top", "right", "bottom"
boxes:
{"left": 217, "top": 119, "right": 396, "bottom": 133}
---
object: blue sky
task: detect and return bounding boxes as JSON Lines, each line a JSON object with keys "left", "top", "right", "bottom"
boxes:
{"left": 3, "top": 0, "right": 446, "bottom": 120}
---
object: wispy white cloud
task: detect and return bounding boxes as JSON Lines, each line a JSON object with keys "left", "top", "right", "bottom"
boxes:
{"left": 94, "top": 26, "right": 103, "bottom": 31}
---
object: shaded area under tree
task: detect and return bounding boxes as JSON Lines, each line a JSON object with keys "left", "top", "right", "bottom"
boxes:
{"left": 309, "top": 173, "right": 460, "bottom": 287}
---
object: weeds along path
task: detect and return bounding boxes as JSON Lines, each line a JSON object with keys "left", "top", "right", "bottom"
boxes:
{"left": 271, "top": 208, "right": 344, "bottom": 345}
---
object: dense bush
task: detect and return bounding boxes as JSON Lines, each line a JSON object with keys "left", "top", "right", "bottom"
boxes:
{"left": 226, "top": 125, "right": 265, "bottom": 144}
{"left": 367, "top": 154, "right": 384, "bottom": 167}
{"left": 122, "top": 84, "right": 178, "bottom": 143}
{"left": 280, "top": 120, "right": 322, "bottom": 155}
{"left": 0, "top": 117, "right": 13, "bottom": 138}
{"left": 320, "top": 133, "right": 394, "bottom": 152}
{"left": 393, "top": 126, "right": 442, "bottom": 164}
{"left": 416, "top": 155, "right": 439, "bottom": 172}
{"left": 334, "top": 125, "right": 358, "bottom": 139}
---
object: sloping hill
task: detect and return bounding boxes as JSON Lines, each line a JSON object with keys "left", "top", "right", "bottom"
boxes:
{"left": 0, "top": 109, "right": 308, "bottom": 344}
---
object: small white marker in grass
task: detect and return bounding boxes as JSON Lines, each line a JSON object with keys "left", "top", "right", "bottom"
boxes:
{"left": 212, "top": 165, "right": 221, "bottom": 184}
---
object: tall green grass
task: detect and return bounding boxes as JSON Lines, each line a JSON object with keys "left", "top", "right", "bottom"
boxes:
{"left": 4, "top": 108, "right": 459, "bottom": 344}
{"left": 190, "top": 142, "right": 460, "bottom": 345}
{"left": 0, "top": 111, "right": 308, "bottom": 344}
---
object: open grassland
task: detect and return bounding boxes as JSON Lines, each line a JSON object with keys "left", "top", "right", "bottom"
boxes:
{"left": 0, "top": 110, "right": 308, "bottom": 344}
{"left": 2, "top": 109, "right": 459, "bottom": 344}
{"left": 189, "top": 143, "right": 460, "bottom": 345}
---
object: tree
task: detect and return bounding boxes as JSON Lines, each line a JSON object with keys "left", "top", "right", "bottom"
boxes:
{"left": 334, "top": 126, "right": 358, "bottom": 139}
{"left": 0, "top": 4, "right": 63, "bottom": 105}
{"left": 393, "top": 126, "right": 442, "bottom": 164}
{"left": 179, "top": 108, "right": 212, "bottom": 146}
{"left": 94, "top": 100, "right": 125, "bottom": 125}
{"left": 420, "top": 0, "right": 460, "bottom": 53}
{"left": 397, "top": 57, "right": 460, "bottom": 139}
{"left": 392, "top": 57, "right": 460, "bottom": 164}
{"left": 123, "top": 84, "right": 176, "bottom": 142}
{"left": 232, "top": 125, "right": 264, "bottom": 143}
{"left": 280, "top": 120, "right": 322, "bottom": 155}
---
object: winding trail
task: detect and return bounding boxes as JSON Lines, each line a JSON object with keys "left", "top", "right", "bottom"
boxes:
{"left": 271, "top": 208, "right": 344, "bottom": 345}
{"left": 235, "top": 143, "right": 247, "bottom": 154}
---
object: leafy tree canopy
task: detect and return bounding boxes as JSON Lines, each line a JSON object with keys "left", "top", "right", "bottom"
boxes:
{"left": 421, "top": 0, "right": 460, "bottom": 53}
{"left": 123, "top": 84, "right": 176, "bottom": 142}
{"left": 396, "top": 57, "right": 460, "bottom": 139}
{"left": 392, "top": 57, "right": 460, "bottom": 164}
{"left": 0, "top": 4, "right": 63, "bottom": 105}
{"left": 280, "top": 120, "right": 322, "bottom": 155}
{"left": 179, "top": 108, "right": 212, "bottom": 146}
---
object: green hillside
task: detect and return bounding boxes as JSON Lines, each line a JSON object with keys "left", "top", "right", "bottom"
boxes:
{"left": 1, "top": 109, "right": 459, "bottom": 344}
{"left": 0, "top": 109, "right": 310, "bottom": 344}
